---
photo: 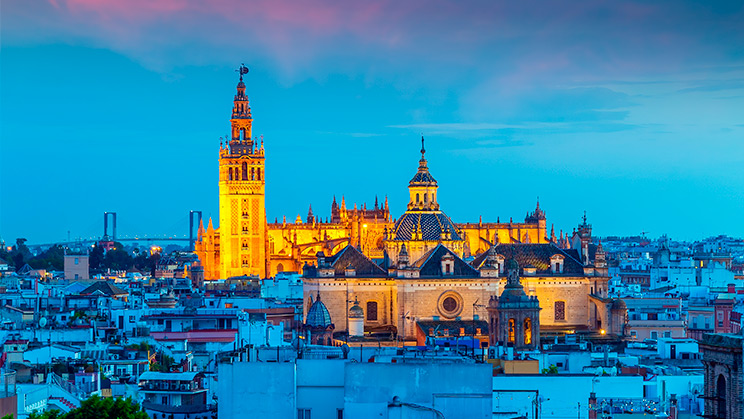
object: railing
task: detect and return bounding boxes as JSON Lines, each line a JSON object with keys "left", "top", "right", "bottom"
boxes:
{"left": 142, "top": 401, "right": 214, "bottom": 414}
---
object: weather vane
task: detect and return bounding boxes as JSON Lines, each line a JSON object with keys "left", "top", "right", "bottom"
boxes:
{"left": 236, "top": 63, "right": 249, "bottom": 81}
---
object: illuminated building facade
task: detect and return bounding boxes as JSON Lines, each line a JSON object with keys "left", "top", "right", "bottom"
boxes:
{"left": 196, "top": 71, "right": 597, "bottom": 295}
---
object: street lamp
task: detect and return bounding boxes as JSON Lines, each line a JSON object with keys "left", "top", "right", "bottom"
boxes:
{"left": 472, "top": 299, "right": 485, "bottom": 359}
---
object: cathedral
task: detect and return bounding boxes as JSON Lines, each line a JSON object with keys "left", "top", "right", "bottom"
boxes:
{"left": 195, "top": 70, "right": 620, "bottom": 339}
{"left": 195, "top": 71, "right": 554, "bottom": 280}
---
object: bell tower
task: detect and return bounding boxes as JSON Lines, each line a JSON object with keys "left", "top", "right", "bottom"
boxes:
{"left": 218, "top": 65, "right": 267, "bottom": 279}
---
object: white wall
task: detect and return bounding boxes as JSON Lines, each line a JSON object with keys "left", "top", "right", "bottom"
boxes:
{"left": 493, "top": 375, "right": 644, "bottom": 419}
{"left": 217, "top": 362, "right": 295, "bottom": 419}
{"left": 345, "top": 363, "right": 492, "bottom": 419}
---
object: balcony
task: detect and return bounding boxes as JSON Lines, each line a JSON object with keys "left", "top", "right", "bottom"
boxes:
{"left": 142, "top": 401, "right": 214, "bottom": 414}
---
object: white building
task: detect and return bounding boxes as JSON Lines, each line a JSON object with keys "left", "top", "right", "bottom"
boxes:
{"left": 218, "top": 359, "right": 492, "bottom": 419}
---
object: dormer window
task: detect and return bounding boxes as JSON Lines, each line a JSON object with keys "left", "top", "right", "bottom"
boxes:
{"left": 496, "top": 254, "right": 505, "bottom": 275}
{"left": 441, "top": 253, "right": 455, "bottom": 275}
{"left": 550, "top": 254, "right": 565, "bottom": 274}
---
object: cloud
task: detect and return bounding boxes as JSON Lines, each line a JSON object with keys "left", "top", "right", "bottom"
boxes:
{"left": 3, "top": 0, "right": 744, "bottom": 84}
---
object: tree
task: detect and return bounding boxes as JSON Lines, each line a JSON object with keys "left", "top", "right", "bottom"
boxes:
{"left": 89, "top": 245, "right": 104, "bottom": 270}
{"left": 28, "top": 244, "right": 65, "bottom": 271}
{"left": 541, "top": 364, "right": 559, "bottom": 374}
{"left": 28, "top": 395, "right": 149, "bottom": 419}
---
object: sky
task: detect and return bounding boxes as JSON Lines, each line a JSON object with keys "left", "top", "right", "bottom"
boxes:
{"left": 1, "top": 0, "right": 744, "bottom": 245}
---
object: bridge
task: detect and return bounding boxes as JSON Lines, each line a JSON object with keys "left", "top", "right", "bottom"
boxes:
{"left": 26, "top": 211, "right": 204, "bottom": 251}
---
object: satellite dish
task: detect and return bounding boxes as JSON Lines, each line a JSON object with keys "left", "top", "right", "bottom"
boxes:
{"left": 39, "top": 317, "right": 48, "bottom": 328}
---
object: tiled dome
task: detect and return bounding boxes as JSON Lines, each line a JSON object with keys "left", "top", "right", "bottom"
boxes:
{"left": 306, "top": 295, "right": 333, "bottom": 328}
{"left": 392, "top": 212, "right": 461, "bottom": 241}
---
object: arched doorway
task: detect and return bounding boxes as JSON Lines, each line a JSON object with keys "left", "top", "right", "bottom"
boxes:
{"left": 717, "top": 374, "right": 727, "bottom": 419}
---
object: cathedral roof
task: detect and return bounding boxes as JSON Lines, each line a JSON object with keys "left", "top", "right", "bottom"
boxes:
{"left": 411, "top": 244, "right": 480, "bottom": 277}
{"left": 391, "top": 212, "right": 462, "bottom": 241}
{"left": 409, "top": 170, "right": 437, "bottom": 185}
{"left": 323, "top": 245, "right": 388, "bottom": 277}
{"left": 472, "top": 243, "right": 585, "bottom": 275}
{"left": 306, "top": 294, "right": 333, "bottom": 328}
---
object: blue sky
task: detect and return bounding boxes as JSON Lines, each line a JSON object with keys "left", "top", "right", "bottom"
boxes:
{"left": 1, "top": 0, "right": 744, "bottom": 244}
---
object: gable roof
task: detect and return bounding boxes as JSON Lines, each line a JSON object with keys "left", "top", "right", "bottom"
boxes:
{"left": 472, "top": 243, "right": 585, "bottom": 275}
{"left": 80, "top": 281, "right": 127, "bottom": 296}
{"left": 412, "top": 244, "right": 480, "bottom": 278}
{"left": 325, "top": 245, "right": 388, "bottom": 277}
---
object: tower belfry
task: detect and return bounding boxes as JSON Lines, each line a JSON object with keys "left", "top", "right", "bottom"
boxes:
{"left": 217, "top": 64, "right": 267, "bottom": 279}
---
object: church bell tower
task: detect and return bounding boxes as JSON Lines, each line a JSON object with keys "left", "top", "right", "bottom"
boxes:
{"left": 218, "top": 65, "right": 267, "bottom": 279}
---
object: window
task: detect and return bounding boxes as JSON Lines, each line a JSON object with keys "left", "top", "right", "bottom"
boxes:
{"left": 524, "top": 318, "right": 532, "bottom": 345}
{"left": 366, "top": 301, "right": 378, "bottom": 321}
{"left": 554, "top": 301, "right": 566, "bottom": 321}
{"left": 442, "top": 297, "right": 457, "bottom": 312}
{"left": 161, "top": 396, "right": 168, "bottom": 405}
{"left": 297, "top": 409, "right": 311, "bottom": 419}
{"left": 651, "top": 331, "right": 658, "bottom": 340}
{"left": 74, "top": 258, "right": 79, "bottom": 265}
{"left": 664, "top": 331, "right": 671, "bottom": 338}
{"left": 508, "top": 318, "right": 515, "bottom": 343}
{"left": 337, "top": 409, "right": 344, "bottom": 419}
{"left": 74, "top": 274, "right": 79, "bottom": 280}
{"left": 630, "top": 330, "right": 637, "bottom": 338}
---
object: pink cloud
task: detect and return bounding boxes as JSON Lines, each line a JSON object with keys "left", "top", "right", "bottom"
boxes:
{"left": 3, "top": 0, "right": 742, "bottom": 85}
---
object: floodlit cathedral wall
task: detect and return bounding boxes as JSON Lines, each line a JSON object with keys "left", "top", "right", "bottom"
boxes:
{"left": 302, "top": 276, "right": 608, "bottom": 340}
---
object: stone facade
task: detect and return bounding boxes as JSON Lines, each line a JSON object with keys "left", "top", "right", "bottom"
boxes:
{"left": 487, "top": 257, "right": 541, "bottom": 351}
{"left": 304, "top": 241, "right": 615, "bottom": 340}
{"left": 700, "top": 333, "right": 743, "bottom": 419}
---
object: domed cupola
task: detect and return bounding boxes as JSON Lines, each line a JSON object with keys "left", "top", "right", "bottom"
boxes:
{"left": 407, "top": 136, "right": 439, "bottom": 211}
{"left": 385, "top": 137, "right": 466, "bottom": 266}
{"left": 306, "top": 292, "right": 333, "bottom": 328}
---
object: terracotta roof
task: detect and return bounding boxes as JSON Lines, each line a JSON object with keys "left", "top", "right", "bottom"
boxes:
{"left": 472, "top": 243, "right": 584, "bottom": 275}
{"left": 324, "top": 245, "right": 387, "bottom": 277}
{"left": 412, "top": 244, "right": 480, "bottom": 278}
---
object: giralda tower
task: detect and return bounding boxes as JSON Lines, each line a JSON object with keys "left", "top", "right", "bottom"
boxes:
{"left": 217, "top": 65, "right": 267, "bottom": 279}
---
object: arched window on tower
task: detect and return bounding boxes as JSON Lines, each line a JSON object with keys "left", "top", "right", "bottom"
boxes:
{"left": 251, "top": 167, "right": 255, "bottom": 180}
{"left": 235, "top": 168, "right": 240, "bottom": 181}
{"left": 508, "top": 318, "right": 515, "bottom": 343}
{"left": 524, "top": 318, "right": 532, "bottom": 345}
{"left": 416, "top": 193, "right": 420, "bottom": 203}
{"left": 257, "top": 168, "right": 262, "bottom": 180}
{"left": 424, "top": 193, "right": 428, "bottom": 203}
{"left": 228, "top": 168, "right": 233, "bottom": 181}
{"left": 240, "top": 128, "right": 246, "bottom": 141}
{"left": 242, "top": 162, "right": 248, "bottom": 180}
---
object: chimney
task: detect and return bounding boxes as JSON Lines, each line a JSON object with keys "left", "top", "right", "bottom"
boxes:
{"left": 588, "top": 392, "right": 597, "bottom": 419}
{"left": 669, "top": 394, "right": 678, "bottom": 419}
